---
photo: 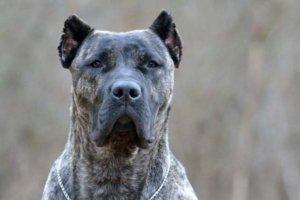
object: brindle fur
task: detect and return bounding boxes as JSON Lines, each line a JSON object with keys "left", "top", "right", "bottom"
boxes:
{"left": 42, "top": 11, "right": 197, "bottom": 200}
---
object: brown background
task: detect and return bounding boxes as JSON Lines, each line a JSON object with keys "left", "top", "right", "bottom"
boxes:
{"left": 1, "top": 0, "right": 300, "bottom": 200}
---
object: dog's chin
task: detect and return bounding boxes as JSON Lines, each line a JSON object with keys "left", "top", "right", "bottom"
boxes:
{"left": 107, "top": 115, "right": 139, "bottom": 147}
{"left": 92, "top": 115, "right": 153, "bottom": 149}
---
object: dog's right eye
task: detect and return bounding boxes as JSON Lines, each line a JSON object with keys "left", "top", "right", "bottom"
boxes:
{"left": 89, "top": 60, "right": 103, "bottom": 68}
{"left": 147, "top": 60, "right": 159, "bottom": 69}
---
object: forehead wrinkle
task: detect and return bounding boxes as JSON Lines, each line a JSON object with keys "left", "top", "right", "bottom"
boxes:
{"left": 123, "top": 38, "right": 165, "bottom": 63}
{"left": 80, "top": 36, "right": 121, "bottom": 62}
{"left": 78, "top": 30, "right": 168, "bottom": 64}
{"left": 135, "top": 33, "right": 168, "bottom": 61}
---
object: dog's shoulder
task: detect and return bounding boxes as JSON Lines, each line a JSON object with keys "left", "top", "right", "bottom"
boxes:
{"left": 160, "top": 154, "right": 198, "bottom": 200}
{"left": 42, "top": 160, "right": 64, "bottom": 200}
{"left": 42, "top": 151, "right": 73, "bottom": 200}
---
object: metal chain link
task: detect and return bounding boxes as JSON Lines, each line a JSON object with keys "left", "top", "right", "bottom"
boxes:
{"left": 56, "top": 161, "right": 72, "bottom": 200}
{"left": 56, "top": 152, "right": 170, "bottom": 200}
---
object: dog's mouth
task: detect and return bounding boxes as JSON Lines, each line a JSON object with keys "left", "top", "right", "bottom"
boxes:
{"left": 113, "top": 115, "right": 136, "bottom": 133}
{"left": 106, "top": 115, "right": 139, "bottom": 146}
{"left": 91, "top": 110, "right": 154, "bottom": 149}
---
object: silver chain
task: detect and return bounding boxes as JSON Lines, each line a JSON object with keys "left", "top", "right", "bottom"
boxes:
{"left": 56, "top": 152, "right": 170, "bottom": 200}
{"left": 56, "top": 162, "right": 72, "bottom": 200}
{"left": 148, "top": 152, "right": 170, "bottom": 200}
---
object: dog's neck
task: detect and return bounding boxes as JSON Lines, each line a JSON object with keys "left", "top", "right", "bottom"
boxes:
{"left": 65, "top": 97, "right": 171, "bottom": 198}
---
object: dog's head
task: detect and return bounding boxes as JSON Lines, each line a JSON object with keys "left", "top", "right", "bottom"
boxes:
{"left": 58, "top": 11, "right": 182, "bottom": 150}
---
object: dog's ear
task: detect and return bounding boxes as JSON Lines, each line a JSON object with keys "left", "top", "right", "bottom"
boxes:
{"left": 58, "top": 15, "right": 94, "bottom": 68}
{"left": 150, "top": 10, "right": 182, "bottom": 68}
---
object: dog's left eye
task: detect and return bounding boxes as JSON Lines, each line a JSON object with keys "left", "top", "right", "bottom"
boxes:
{"left": 147, "top": 61, "right": 159, "bottom": 69}
{"left": 89, "top": 60, "right": 103, "bottom": 68}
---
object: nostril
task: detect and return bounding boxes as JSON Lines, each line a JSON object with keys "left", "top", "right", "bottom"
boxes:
{"left": 113, "top": 88, "right": 124, "bottom": 98}
{"left": 129, "top": 89, "right": 140, "bottom": 99}
{"left": 111, "top": 81, "right": 142, "bottom": 101}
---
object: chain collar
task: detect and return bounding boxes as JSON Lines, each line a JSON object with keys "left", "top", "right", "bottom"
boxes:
{"left": 56, "top": 152, "right": 170, "bottom": 200}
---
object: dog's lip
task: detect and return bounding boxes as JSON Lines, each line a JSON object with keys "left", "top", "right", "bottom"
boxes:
{"left": 91, "top": 109, "right": 154, "bottom": 148}
{"left": 109, "top": 114, "right": 149, "bottom": 147}
{"left": 112, "top": 115, "right": 136, "bottom": 133}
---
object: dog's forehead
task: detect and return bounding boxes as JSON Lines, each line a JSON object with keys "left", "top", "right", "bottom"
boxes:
{"left": 93, "top": 29, "right": 158, "bottom": 43}
{"left": 82, "top": 29, "right": 166, "bottom": 52}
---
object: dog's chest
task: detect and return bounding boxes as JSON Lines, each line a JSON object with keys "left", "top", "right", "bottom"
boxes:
{"left": 76, "top": 161, "right": 145, "bottom": 200}
{"left": 79, "top": 177, "right": 141, "bottom": 200}
{"left": 81, "top": 184, "right": 140, "bottom": 200}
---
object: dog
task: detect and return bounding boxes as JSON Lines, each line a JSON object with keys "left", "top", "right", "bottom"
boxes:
{"left": 42, "top": 11, "right": 197, "bottom": 200}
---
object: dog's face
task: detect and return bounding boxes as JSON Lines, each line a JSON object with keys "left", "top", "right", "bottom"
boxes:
{"left": 58, "top": 11, "right": 182, "bottom": 149}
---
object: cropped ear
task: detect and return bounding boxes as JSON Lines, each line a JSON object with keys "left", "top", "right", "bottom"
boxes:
{"left": 150, "top": 10, "right": 182, "bottom": 68}
{"left": 58, "top": 15, "right": 94, "bottom": 68}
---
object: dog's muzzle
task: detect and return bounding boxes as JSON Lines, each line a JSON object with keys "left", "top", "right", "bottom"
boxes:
{"left": 90, "top": 80, "right": 155, "bottom": 149}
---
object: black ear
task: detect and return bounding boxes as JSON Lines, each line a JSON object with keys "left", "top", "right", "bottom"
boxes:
{"left": 58, "top": 15, "right": 94, "bottom": 68}
{"left": 150, "top": 10, "right": 182, "bottom": 68}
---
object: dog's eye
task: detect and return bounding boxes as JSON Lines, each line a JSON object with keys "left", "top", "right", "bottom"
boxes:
{"left": 89, "top": 60, "right": 103, "bottom": 68}
{"left": 147, "top": 61, "right": 159, "bottom": 69}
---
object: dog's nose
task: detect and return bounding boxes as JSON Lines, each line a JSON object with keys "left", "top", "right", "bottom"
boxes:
{"left": 111, "top": 81, "right": 142, "bottom": 102}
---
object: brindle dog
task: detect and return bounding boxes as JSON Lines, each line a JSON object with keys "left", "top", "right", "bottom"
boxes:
{"left": 42, "top": 11, "right": 197, "bottom": 200}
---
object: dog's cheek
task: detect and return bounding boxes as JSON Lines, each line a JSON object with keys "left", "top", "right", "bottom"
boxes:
{"left": 74, "top": 76, "right": 99, "bottom": 107}
{"left": 157, "top": 68, "right": 174, "bottom": 113}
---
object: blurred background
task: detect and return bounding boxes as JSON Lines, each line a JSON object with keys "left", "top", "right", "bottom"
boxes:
{"left": 1, "top": 0, "right": 300, "bottom": 199}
